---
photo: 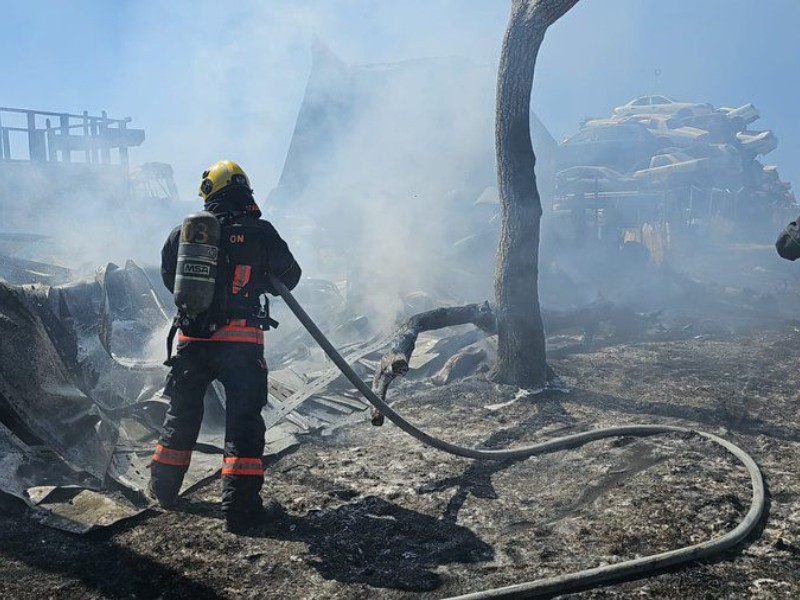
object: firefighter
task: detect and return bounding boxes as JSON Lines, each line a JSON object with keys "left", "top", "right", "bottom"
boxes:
{"left": 149, "top": 160, "right": 301, "bottom": 534}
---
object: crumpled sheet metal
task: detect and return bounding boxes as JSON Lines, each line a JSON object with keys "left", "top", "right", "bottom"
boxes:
{"left": 0, "top": 283, "right": 116, "bottom": 481}
{"left": 0, "top": 422, "right": 100, "bottom": 502}
{"left": 53, "top": 262, "right": 169, "bottom": 411}
{"left": 0, "top": 261, "right": 314, "bottom": 532}
{"left": 0, "top": 264, "right": 171, "bottom": 531}
{"left": 32, "top": 489, "right": 146, "bottom": 533}
{"left": 0, "top": 421, "right": 113, "bottom": 534}
{"left": 0, "top": 262, "right": 399, "bottom": 532}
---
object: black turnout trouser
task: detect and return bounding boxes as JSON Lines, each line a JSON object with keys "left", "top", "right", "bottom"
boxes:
{"left": 150, "top": 341, "right": 268, "bottom": 515}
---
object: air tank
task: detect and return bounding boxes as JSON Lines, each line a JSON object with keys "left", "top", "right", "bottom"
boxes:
{"left": 174, "top": 211, "right": 221, "bottom": 316}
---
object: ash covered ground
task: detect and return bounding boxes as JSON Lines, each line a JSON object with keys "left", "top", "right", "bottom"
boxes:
{"left": 3, "top": 245, "right": 800, "bottom": 599}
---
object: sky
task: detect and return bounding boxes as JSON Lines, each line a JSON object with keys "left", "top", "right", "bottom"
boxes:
{"left": 1, "top": 0, "right": 799, "bottom": 206}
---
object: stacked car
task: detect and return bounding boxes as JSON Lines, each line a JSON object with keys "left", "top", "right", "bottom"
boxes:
{"left": 552, "top": 95, "right": 795, "bottom": 246}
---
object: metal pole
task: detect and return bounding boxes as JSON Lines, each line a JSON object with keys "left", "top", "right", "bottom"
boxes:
{"left": 100, "top": 110, "right": 111, "bottom": 164}
{"left": 119, "top": 119, "right": 129, "bottom": 169}
{"left": 83, "top": 111, "right": 90, "bottom": 163}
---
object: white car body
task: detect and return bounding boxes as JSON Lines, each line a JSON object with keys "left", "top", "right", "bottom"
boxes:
{"left": 613, "top": 95, "right": 715, "bottom": 118}
{"left": 736, "top": 130, "right": 778, "bottom": 155}
{"left": 627, "top": 115, "right": 711, "bottom": 146}
{"left": 633, "top": 151, "right": 708, "bottom": 181}
{"left": 719, "top": 103, "right": 760, "bottom": 125}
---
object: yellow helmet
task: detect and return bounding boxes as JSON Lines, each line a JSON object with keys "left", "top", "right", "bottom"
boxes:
{"left": 198, "top": 160, "right": 252, "bottom": 202}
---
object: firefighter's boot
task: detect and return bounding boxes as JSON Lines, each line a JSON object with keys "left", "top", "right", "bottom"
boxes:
{"left": 149, "top": 446, "right": 192, "bottom": 509}
{"left": 225, "top": 499, "right": 283, "bottom": 535}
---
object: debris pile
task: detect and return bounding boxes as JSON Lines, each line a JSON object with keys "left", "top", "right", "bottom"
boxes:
{"left": 0, "top": 264, "right": 454, "bottom": 531}
{"left": 552, "top": 95, "right": 795, "bottom": 250}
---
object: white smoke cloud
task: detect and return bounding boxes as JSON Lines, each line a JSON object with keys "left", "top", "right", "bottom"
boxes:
{"left": 3, "top": 0, "right": 799, "bottom": 327}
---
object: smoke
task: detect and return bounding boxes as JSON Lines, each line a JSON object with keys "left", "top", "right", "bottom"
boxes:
{"left": 107, "top": 1, "right": 509, "bottom": 330}
{"left": 268, "top": 51, "right": 501, "bottom": 330}
{"left": 3, "top": 0, "right": 800, "bottom": 330}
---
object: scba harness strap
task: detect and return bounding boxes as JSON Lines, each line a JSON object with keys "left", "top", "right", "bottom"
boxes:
{"left": 164, "top": 290, "right": 280, "bottom": 364}
{"left": 164, "top": 213, "right": 279, "bottom": 364}
{"left": 165, "top": 318, "right": 180, "bottom": 365}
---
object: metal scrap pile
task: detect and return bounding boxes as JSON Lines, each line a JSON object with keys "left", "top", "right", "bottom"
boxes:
{"left": 0, "top": 264, "right": 423, "bottom": 532}
{"left": 0, "top": 262, "right": 192, "bottom": 531}
{"left": 0, "top": 262, "right": 329, "bottom": 532}
{"left": 552, "top": 95, "right": 795, "bottom": 248}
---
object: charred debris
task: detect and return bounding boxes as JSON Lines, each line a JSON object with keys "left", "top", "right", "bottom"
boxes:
{"left": 0, "top": 64, "right": 798, "bottom": 532}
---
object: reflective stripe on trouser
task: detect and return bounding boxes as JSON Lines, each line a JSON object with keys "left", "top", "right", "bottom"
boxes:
{"left": 222, "top": 456, "right": 264, "bottom": 476}
{"left": 152, "top": 444, "right": 192, "bottom": 467}
{"left": 222, "top": 456, "right": 265, "bottom": 509}
{"left": 150, "top": 445, "right": 192, "bottom": 503}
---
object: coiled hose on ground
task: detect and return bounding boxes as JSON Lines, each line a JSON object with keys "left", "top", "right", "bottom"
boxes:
{"left": 270, "top": 276, "right": 766, "bottom": 599}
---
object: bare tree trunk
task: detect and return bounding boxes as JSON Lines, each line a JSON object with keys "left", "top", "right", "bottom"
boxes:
{"left": 492, "top": 0, "right": 579, "bottom": 387}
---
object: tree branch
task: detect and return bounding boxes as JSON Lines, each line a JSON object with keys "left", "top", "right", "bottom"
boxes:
{"left": 370, "top": 302, "right": 496, "bottom": 425}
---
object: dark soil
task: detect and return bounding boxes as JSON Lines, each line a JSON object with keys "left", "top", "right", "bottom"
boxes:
{"left": 3, "top": 326, "right": 800, "bottom": 598}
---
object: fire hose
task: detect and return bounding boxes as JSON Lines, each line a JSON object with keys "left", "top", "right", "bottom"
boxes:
{"left": 270, "top": 275, "right": 766, "bottom": 599}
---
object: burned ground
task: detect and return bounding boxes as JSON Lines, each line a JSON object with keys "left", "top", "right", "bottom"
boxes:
{"left": 2, "top": 315, "right": 800, "bottom": 598}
